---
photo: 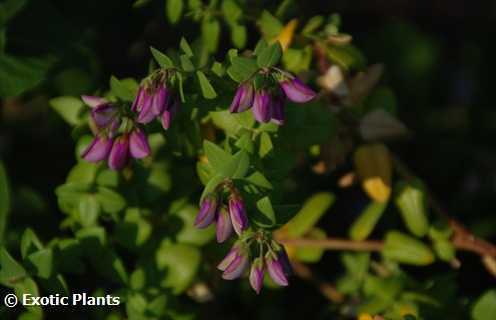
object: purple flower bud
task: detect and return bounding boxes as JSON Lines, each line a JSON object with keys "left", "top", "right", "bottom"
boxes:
{"left": 228, "top": 196, "right": 249, "bottom": 235}
{"left": 129, "top": 128, "right": 151, "bottom": 159}
{"left": 216, "top": 206, "right": 233, "bottom": 243}
{"left": 271, "top": 95, "right": 285, "bottom": 125}
{"left": 266, "top": 254, "right": 289, "bottom": 286}
{"left": 277, "top": 246, "right": 293, "bottom": 276}
{"left": 280, "top": 77, "right": 316, "bottom": 103}
{"left": 161, "top": 98, "right": 179, "bottom": 130}
{"left": 108, "top": 135, "right": 130, "bottom": 170}
{"left": 194, "top": 194, "right": 218, "bottom": 229}
{"left": 131, "top": 87, "right": 144, "bottom": 112}
{"left": 218, "top": 243, "right": 250, "bottom": 280}
{"left": 91, "top": 104, "right": 118, "bottom": 129}
{"left": 151, "top": 86, "right": 169, "bottom": 116}
{"left": 229, "top": 83, "right": 255, "bottom": 113}
{"left": 82, "top": 95, "right": 107, "bottom": 108}
{"left": 137, "top": 92, "right": 156, "bottom": 124}
{"left": 249, "top": 258, "right": 264, "bottom": 294}
{"left": 81, "top": 136, "right": 113, "bottom": 162}
{"left": 252, "top": 90, "right": 272, "bottom": 123}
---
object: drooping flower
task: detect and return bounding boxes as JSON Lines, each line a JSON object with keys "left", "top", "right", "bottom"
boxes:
{"left": 230, "top": 82, "right": 255, "bottom": 113}
{"left": 194, "top": 194, "right": 218, "bottom": 229}
{"left": 276, "top": 245, "right": 293, "bottom": 276}
{"left": 108, "top": 134, "right": 130, "bottom": 171}
{"left": 252, "top": 90, "right": 272, "bottom": 123}
{"left": 81, "top": 135, "right": 113, "bottom": 163}
{"left": 218, "top": 242, "right": 250, "bottom": 280}
{"left": 161, "top": 97, "right": 179, "bottom": 130}
{"left": 216, "top": 206, "right": 233, "bottom": 243}
{"left": 228, "top": 195, "right": 249, "bottom": 235}
{"left": 91, "top": 103, "right": 119, "bottom": 129}
{"left": 129, "top": 128, "right": 151, "bottom": 159}
{"left": 265, "top": 253, "right": 289, "bottom": 286}
{"left": 271, "top": 94, "right": 285, "bottom": 125}
{"left": 279, "top": 77, "right": 316, "bottom": 103}
{"left": 249, "top": 258, "right": 264, "bottom": 294}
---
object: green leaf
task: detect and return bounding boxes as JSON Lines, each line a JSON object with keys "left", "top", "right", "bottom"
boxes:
{"left": 0, "top": 247, "right": 27, "bottom": 287}
{"left": 202, "top": 18, "right": 220, "bottom": 52}
{"left": 221, "top": 0, "right": 242, "bottom": 25}
{"left": 433, "top": 239, "right": 455, "bottom": 262}
{"left": 95, "top": 187, "right": 126, "bottom": 214}
{"left": 0, "top": 54, "right": 55, "bottom": 98}
{"left": 180, "top": 37, "right": 194, "bottom": 57}
{"left": 57, "top": 239, "right": 85, "bottom": 274}
{"left": 66, "top": 161, "right": 97, "bottom": 185}
{"left": 326, "top": 44, "right": 366, "bottom": 71}
{"left": 259, "top": 131, "right": 273, "bottom": 158}
{"left": 245, "top": 171, "right": 273, "bottom": 189}
{"left": 150, "top": 46, "right": 175, "bottom": 69}
{"left": 156, "top": 242, "right": 201, "bottom": 294}
{"left": 49, "top": 96, "right": 84, "bottom": 125}
{"left": 256, "top": 42, "right": 282, "bottom": 68}
{"left": 235, "top": 131, "right": 254, "bottom": 153}
{"left": 171, "top": 202, "right": 215, "bottom": 246}
{"left": 253, "top": 196, "right": 276, "bottom": 227}
{"left": 382, "top": 231, "right": 435, "bottom": 266}
{"left": 166, "top": 0, "right": 183, "bottom": 24}
{"left": 254, "top": 39, "right": 269, "bottom": 56}
{"left": 257, "top": 10, "right": 283, "bottom": 39}
{"left": 302, "top": 15, "right": 324, "bottom": 35}
{"left": 349, "top": 201, "right": 387, "bottom": 241}
{"left": 227, "top": 56, "right": 259, "bottom": 83}
{"left": 395, "top": 179, "right": 429, "bottom": 237}
{"left": 0, "top": 162, "right": 10, "bottom": 244}
{"left": 14, "top": 277, "right": 39, "bottom": 301}
{"left": 196, "top": 70, "right": 217, "bottom": 99}
{"left": 115, "top": 208, "right": 152, "bottom": 249}
{"left": 196, "top": 161, "right": 214, "bottom": 186}
{"left": 26, "top": 249, "right": 53, "bottom": 279}
{"left": 222, "top": 150, "right": 250, "bottom": 178}
{"left": 203, "top": 141, "right": 232, "bottom": 171}
{"left": 200, "top": 174, "right": 224, "bottom": 202}
{"left": 295, "top": 228, "right": 326, "bottom": 263}
{"left": 78, "top": 194, "right": 100, "bottom": 227}
{"left": 110, "top": 76, "right": 138, "bottom": 101}
{"left": 231, "top": 24, "right": 247, "bottom": 49}
{"left": 286, "top": 192, "right": 335, "bottom": 237}
{"left": 20, "top": 229, "right": 44, "bottom": 259}
{"left": 472, "top": 290, "right": 496, "bottom": 320}
{"left": 179, "top": 54, "right": 195, "bottom": 71}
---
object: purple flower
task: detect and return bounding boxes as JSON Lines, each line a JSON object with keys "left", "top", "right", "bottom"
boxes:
{"left": 218, "top": 243, "right": 250, "bottom": 280}
{"left": 266, "top": 254, "right": 289, "bottom": 286}
{"left": 194, "top": 194, "right": 218, "bottom": 229}
{"left": 216, "top": 206, "right": 233, "bottom": 243}
{"left": 228, "top": 196, "right": 249, "bottom": 235}
{"left": 129, "top": 128, "right": 151, "bottom": 159}
{"left": 151, "top": 86, "right": 169, "bottom": 116}
{"left": 280, "top": 77, "right": 316, "bottom": 103}
{"left": 136, "top": 91, "right": 156, "bottom": 124}
{"left": 108, "top": 135, "right": 130, "bottom": 170}
{"left": 161, "top": 97, "right": 179, "bottom": 130}
{"left": 82, "top": 95, "right": 107, "bottom": 108}
{"left": 249, "top": 258, "right": 264, "bottom": 294}
{"left": 252, "top": 90, "right": 272, "bottom": 123}
{"left": 81, "top": 136, "right": 113, "bottom": 162}
{"left": 277, "top": 246, "right": 293, "bottom": 276}
{"left": 271, "top": 95, "right": 285, "bottom": 125}
{"left": 91, "top": 103, "right": 118, "bottom": 129}
{"left": 229, "top": 83, "right": 255, "bottom": 113}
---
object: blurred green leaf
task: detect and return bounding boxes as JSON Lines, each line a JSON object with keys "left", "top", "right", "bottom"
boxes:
{"left": 472, "top": 290, "right": 496, "bottom": 320}
{"left": 78, "top": 194, "right": 100, "bottom": 227}
{"left": 227, "top": 56, "right": 259, "bottom": 83}
{"left": 0, "top": 247, "right": 27, "bottom": 287}
{"left": 259, "top": 131, "right": 273, "bottom": 158}
{"left": 295, "top": 228, "right": 326, "bottom": 263}
{"left": 349, "top": 201, "right": 387, "bottom": 241}
{"left": 302, "top": 15, "right": 324, "bottom": 35}
{"left": 49, "top": 96, "right": 85, "bottom": 126}
{"left": 253, "top": 196, "right": 275, "bottom": 227}
{"left": 166, "top": 0, "right": 183, "bottom": 24}
{"left": 382, "top": 231, "right": 434, "bottom": 266}
{"left": 287, "top": 192, "right": 335, "bottom": 237}
{"left": 257, "top": 10, "right": 283, "bottom": 39}
{"left": 204, "top": 140, "right": 231, "bottom": 171}
{"left": 196, "top": 70, "right": 217, "bottom": 99}
{"left": 96, "top": 187, "right": 126, "bottom": 214}
{"left": 202, "top": 18, "right": 220, "bottom": 53}
{"left": 150, "top": 46, "right": 175, "bottom": 69}
{"left": 20, "top": 229, "right": 43, "bottom": 259}
{"left": 222, "top": 0, "right": 242, "bottom": 25}
{"left": 395, "top": 179, "right": 429, "bottom": 237}
{"left": 26, "top": 249, "right": 53, "bottom": 279}
{"left": 257, "top": 42, "right": 282, "bottom": 68}
{"left": 231, "top": 24, "right": 247, "bottom": 49}
{"left": 115, "top": 208, "right": 152, "bottom": 249}
{"left": 110, "top": 76, "right": 138, "bottom": 102}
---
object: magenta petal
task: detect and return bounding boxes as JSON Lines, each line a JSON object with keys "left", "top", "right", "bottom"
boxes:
{"left": 129, "top": 128, "right": 151, "bottom": 159}
{"left": 194, "top": 195, "right": 217, "bottom": 229}
{"left": 137, "top": 94, "right": 156, "bottom": 124}
{"left": 229, "top": 83, "right": 254, "bottom": 113}
{"left": 81, "top": 136, "right": 112, "bottom": 162}
{"left": 217, "top": 248, "right": 238, "bottom": 271}
{"left": 252, "top": 90, "right": 272, "bottom": 123}
{"left": 91, "top": 104, "right": 117, "bottom": 128}
{"left": 131, "top": 87, "right": 144, "bottom": 112}
{"left": 161, "top": 110, "right": 172, "bottom": 130}
{"left": 266, "top": 256, "right": 288, "bottom": 286}
{"left": 280, "top": 78, "right": 316, "bottom": 103}
{"left": 249, "top": 259, "right": 264, "bottom": 294}
{"left": 151, "top": 88, "right": 166, "bottom": 116}
{"left": 271, "top": 96, "right": 285, "bottom": 125}
{"left": 216, "top": 207, "right": 233, "bottom": 243}
{"left": 222, "top": 254, "right": 249, "bottom": 280}
{"left": 108, "top": 135, "right": 130, "bottom": 170}
{"left": 82, "top": 95, "right": 107, "bottom": 108}
{"left": 228, "top": 197, "right": 248, "bottom": 235}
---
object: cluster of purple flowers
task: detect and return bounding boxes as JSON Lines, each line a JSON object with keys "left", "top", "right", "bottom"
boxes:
{"left": 194, "top": 190, "right": 248, "bottom": 243}
{"left": 81, "top": 96, "right": 151, "bottom": 170}
{"left": 229, "top": 76, "right": 316, "bottom": 125}
{"left": 218, "top": 239, "right": 292, "bottom": 294}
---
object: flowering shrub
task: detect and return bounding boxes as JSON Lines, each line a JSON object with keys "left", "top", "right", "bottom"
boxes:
{"left": 1, "top": 1, "right": 496, "bottom": 319}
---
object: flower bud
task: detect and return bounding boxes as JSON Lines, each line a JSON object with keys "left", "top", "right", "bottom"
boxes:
{"left": 229, "top": 83, "right": 255, "bottom": 113}
{"left": 137, "top": 92, "right": 156, "bottom": 124}
{"left": 131, "top": 87, "right": 144, "bottom": 112}
{"left": 216, "top": 206, "right": 233, "bottom": 243}
{"left": 252, "top": 90, "right": 272, "bottom": 123}
{"left": 276, "top": 246, "right": 293, "bottom": 276}
{"left": 129, "top": 128, "right": 151, "bottom": 159}
{"left": 249, "top": 258, "right": 264, "bottom": 294}
{"left": 271, "top": 95, "right": 285, "bottom": 125}
{"left": 218, "top": 243, "right": 250, "bottom": 280}
{"left": 81, "top": 136, "right": 113, "bottom": 162}
{"left": 108, "top": 135, "right": 130, "bottom": 170}
{"left": 91, "top": 103, "right": 118, "bottom": 129}
{"left": 280, "top": 77, "right": 316, "bottom": 103}
{"left": 161, "top": 97, "right": 179, "bottom": 130}
{"left": 228, "top": 196, "right": 248, "bottom": 235}
{"left": 194, "top": 194, "right": 218, "bottom": 229}
{"left": 265, "top": 254, "right": 288, "bottom": 286}
{"left": 151, "top": 86, "right": 169, "bottom": 116}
